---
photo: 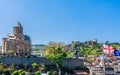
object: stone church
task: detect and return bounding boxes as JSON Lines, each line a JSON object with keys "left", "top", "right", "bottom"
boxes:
{"left": 2, "top": 22, "right": 31, "bottom": 56}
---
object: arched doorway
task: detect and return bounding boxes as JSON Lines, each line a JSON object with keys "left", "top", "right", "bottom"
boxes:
{"left": 15, "top": 43, "right": 26, "bottom": 56}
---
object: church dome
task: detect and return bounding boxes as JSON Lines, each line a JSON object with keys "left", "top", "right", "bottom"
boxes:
{"left": 24, "top": 35, "right": 31, "bottom": 42}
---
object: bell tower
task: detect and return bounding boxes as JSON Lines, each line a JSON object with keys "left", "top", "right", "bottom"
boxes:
{"left": 13, "top": 22, "right": 23, "bottom": 34}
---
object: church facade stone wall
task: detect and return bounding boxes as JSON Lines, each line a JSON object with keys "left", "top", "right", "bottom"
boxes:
{"left": 2, "top": 22, "right": 31, "bottom": 56}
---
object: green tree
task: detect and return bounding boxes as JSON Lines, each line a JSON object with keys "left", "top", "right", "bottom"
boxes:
{"left": 78, "top": 44, "right": 102, "bottom": 63}
{"left": 66, "top": 51, "right": 74, "bottom": 58}
{"left": 111, "top": 43, "right": 120, "bottom": 50}
{"left": 45, "top": 41, "right": 67, "bottom": 67}
{"left": 79, "top": 44, "right": 102, "bottom": 57}
{"left": 7, "top": 50, "right": 14, "bottom": 56}
{"left": 32, "top": 63, "right": 38, "bottom": 71}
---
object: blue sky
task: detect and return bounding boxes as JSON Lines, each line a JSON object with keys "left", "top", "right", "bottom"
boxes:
{"left": 0, "top": 0, "right": 120, "bottom": 45}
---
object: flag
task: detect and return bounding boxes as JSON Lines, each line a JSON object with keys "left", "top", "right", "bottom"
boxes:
{"left": 114, "top": 49, "right": 120, "bottom": 56}
{"left": 103, "top": 44, "right": 114, "bottom": 54}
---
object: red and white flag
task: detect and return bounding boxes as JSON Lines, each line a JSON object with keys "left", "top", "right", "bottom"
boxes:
{"left": 103, "top": 44, "right": 114, "bottom": 54}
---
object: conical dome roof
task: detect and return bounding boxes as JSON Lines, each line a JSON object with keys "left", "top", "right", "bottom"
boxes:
{"left": 14, "top": 22, "right": 22, "bottom": 27}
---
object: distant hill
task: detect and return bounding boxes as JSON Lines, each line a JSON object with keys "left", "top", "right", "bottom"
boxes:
{"left": 32, "top": 44, "right": 46, "bottom": 46}
{"left": 31, "top": 44, "right": 46, "bottom": 55}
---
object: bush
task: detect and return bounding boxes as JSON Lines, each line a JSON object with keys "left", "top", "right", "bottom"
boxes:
{"left": 18, "top": 69, "right": 24, "bottom": 73}
{"left": 52, "top": 71, "right": 58, "bottom": 75}
{"left": 36, "top": 71, "right": 40, "bottom": 75}
{"left": 12, "top": 70, "right": 19, "bottom": 75}
{"left": 12, "top": 70, "right": 26, "bottom": 75}
{"left": 4, "top": 69, "right": 11, "bottom": 75}
{"left": 48, "top": 71, "right": 52, "bottom": 75}
{"left": 32, "top": 63, "right": 38, "bottom": 69}
{"left": 20, "top": 71, "right": 26, "bottom": 75}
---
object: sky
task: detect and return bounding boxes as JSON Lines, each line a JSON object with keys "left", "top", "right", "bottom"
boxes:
{"left": 0, "top": 0, "right": 120, "bottom": 45}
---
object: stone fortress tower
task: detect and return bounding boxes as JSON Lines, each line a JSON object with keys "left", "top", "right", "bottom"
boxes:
{"left": 2, "top": 22, "right": 31, "bottom": 56}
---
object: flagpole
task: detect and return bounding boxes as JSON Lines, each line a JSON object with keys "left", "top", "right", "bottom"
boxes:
{"left": 102, "top": 44, "right": 105, "bottom": 75}
{"left": 102, "top": 53, "right": 105, "bottom": 75}
{"left": 102, "top": 41, "right": 110, "bottom": 75}
{"left": 103, "top": 41, "right": 115, "bottom": 75}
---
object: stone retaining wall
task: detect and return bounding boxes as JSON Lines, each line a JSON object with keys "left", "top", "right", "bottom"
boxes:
{"left": 0, "top": 57, "right": 84, "bottom": 68}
